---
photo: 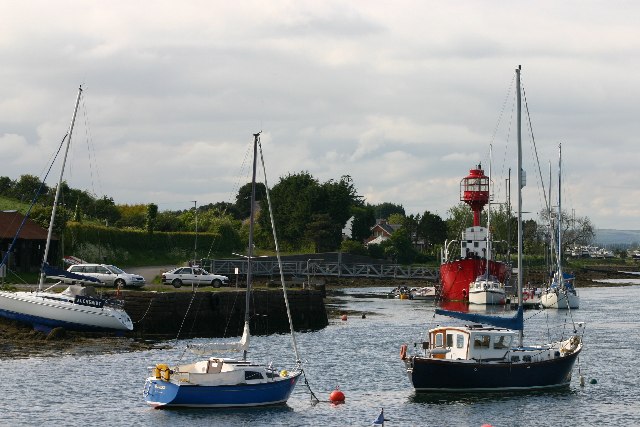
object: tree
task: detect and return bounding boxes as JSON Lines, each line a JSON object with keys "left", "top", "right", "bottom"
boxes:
{"left": 445, "top": 203, "right": 474, "bottom": 240}
{"left": 418, "top": 211, "right": 448, "bottom": 250}
{"left": 372, "top": 202, "right": 405, "bottom": 219}
{"left": 0, "top": 176, "right": 14, "bottom": 197}
{"left": 235, "top": 182, "right": 266, "bottom": 219}
{"left": 146, "top": 203, "right": 158, "bottom": 233}
{"left": 14, "top": 174, "right": 46, "bottom": 203}
{"left": 340, "top": 239, "right": 368, "bottom": 256}
{"left": 305, "top": 213, "right": 339, "bottom": 253}
{"left": 387, "top": 228, "right": 415, "bottom": 264}
{"left": 116, "top": 204, "right": 147, "bottom": 229}
{"left": 94, "top": 196, "right": 120, "bottom": 225}
{"left": 350, "top": 205, "right": 376, "bottom": 242}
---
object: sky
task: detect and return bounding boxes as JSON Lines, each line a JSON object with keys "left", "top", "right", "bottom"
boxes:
{"left": 1, "top": 1, "right": 639, "bottom": 230}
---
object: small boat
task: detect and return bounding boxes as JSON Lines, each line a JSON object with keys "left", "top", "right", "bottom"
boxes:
{"left": 540, "top": 144, "right": 579, "bottom": 310}
{"left": 468, "top": 273, "right": 506, "bottom": 305}
{"left": 402, "top": 66, "right": 584, "bottom": 392}
{"left": 541, "top": 272, "right": 579, "bottom": 309}
{"left": 411, "top": 286, "right": 437, "bottom": 300}
{"left": 388, "top": 285, "right": 412, "bottom": 299}
{"left": 143, "top": 132, "right": 301, "bottom": 408}
{"left": 0, "top": 86, "right": 133, "bottom": 333}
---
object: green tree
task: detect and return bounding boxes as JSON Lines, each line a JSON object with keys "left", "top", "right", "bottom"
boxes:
{"left": 14, "top": 174, "right": 46, "bottom": 202}
{"left": 418, "top": 211, "right": 448, "bottom": 250}
{"left": 388, "top": 228, "right": 416, "bottom": 264}
{"left": 372, "top": 202, "right": 405, "bottom": 219}
{"left": 0, "top": 176, "right": 14, "bottom": 197}
{"left": 445, "top": 203, "right": 474, "bottom": 240}
{"left": 340, "top": 239, "right": 368, "bottom": 256}
{"left": 235, "top": 182, "right": 266, "bottom": 219}
{"left": 94, "top": 196, "right": 120, "bottom": 225}
{"left": 305, "top": 213, "right": 339, "bottom": 252}
{"left": 350, "top": 204, "right": 376, "bottom": 242}
{"left": 146, "top": 203, "right": 158, "bottom": 233}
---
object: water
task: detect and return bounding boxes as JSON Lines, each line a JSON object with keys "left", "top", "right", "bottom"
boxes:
{"left": 1, "top": 285, "right": 639, "bottom": 426}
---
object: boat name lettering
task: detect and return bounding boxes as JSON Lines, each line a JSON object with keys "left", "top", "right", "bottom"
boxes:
{"left": 74, "top": 295, "right": 105, "bottom": 308}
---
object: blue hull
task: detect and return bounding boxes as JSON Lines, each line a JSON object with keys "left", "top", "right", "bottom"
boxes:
{"left": 144, "top": 372, "right": 301, "bottom": 408}
{"left": 408, "top": 350, "right": 580, "bottom": 391}
{"left": 0, "top": 307, "right": 122, "bottom": 333}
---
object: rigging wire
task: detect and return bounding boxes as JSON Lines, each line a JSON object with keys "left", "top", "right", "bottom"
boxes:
{"left": 257, "top": 134, "right": 320, "bottom": 404}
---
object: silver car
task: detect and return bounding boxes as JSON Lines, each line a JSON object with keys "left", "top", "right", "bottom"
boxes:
{"left": 162, "top": 266, "right": 229, "bottom": 288}
{"left": 66, "top": 264, "right": 146, "bottom": 288}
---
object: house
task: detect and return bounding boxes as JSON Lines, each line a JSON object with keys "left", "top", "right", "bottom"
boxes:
{"left": 0, "top": 210, "right": 57, "bottom": 274}
{"left": 364, "top": 219, "right": 401, "bottom": 246}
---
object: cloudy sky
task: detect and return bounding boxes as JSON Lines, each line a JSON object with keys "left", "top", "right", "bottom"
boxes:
{"left": 1, "top": 1, "right": 638, "bottom": 230}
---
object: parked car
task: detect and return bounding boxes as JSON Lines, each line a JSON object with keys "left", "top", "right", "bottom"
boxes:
{"left": 65, "top": 264, "right": 146, "bottom": 288}
{"left": 162, "top": 266, "right": 229, "bottom": 288}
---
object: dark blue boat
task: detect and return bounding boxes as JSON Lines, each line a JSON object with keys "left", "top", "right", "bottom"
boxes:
{"left": 402, "top": 66, "right": 585, "bottom": 393}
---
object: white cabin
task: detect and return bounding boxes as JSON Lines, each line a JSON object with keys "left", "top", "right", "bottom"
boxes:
{"left": 460, "top": 226, "right": 489, "bottom": 259}
{"left": 426, "top": 325, "right": 516, "bottom": 361}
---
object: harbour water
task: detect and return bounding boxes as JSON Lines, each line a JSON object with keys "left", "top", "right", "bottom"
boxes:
{"left": 1, "top": 285, "right": 638, "bottom": 426}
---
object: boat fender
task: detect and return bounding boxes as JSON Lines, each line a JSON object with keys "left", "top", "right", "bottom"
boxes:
{"left": 280, "top": 370, "right": 288, "bottom": 377}
{"left": 400, "top": 344, "right": 408, "bottom": 360}
{"left": 155, "top": 363, "right": 171, "bottom": 381}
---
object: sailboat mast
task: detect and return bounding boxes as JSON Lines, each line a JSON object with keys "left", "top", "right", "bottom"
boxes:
{"left": 557, "top": 143, "right": 563, "bottom": 287}
{"left": 516, "top": 66, "right": 524, "bottom": 347}
{"left": 244, "top": 132, "right": 260, "bottom": 360}
{"left": 39, "top": 86, "right": 83, "bottom": 291}
{"left": 486, "top": 144, "right": 492, "bottom": 276}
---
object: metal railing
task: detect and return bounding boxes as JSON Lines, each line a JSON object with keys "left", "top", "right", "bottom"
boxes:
{"left": 203, "top": 259, "right": 438, "bottom": 280}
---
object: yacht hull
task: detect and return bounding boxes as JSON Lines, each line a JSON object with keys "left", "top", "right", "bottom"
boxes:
{"left": 540, "top": 291, "right": 579, "bottom": 309}
{"left": 0, "top": 291, "right": 133, "bottom": 332}
{"left": 406, "top": 349, "right": 580, "bottom": 392}
{"left": 144, "top": 372, "right": 301, "bottom": 408}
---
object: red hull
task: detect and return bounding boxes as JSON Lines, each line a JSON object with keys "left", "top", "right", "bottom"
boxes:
{"left": 439, "top": 259, "right": 508, "bottom": 301}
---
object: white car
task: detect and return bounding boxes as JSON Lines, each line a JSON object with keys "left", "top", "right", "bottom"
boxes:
{"left": 162, "top": 266, "right": 229, "bottom": 288}
{"left": 65, "top": 264, "right": 146, "bottom": 288}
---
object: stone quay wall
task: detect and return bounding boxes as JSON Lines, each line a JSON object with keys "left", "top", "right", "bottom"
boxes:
{"left": 122, "top": 289, "right": 328, "bottom": 339}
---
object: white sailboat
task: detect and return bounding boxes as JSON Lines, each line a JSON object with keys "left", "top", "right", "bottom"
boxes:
{"left": 143, "top": 132, "right": 302, "bottom": 408}
{"left": 468, "top": 145, "right": 506, "bottom": 305}
{"left": 0, "top": 86, "right": 133, "bottom": 332}
{"left": 541, "top": 143, "right": 579, "bottom": 309}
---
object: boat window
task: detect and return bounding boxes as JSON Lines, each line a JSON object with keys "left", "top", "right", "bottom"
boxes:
{"left": 473, "top": 335, "right": 490, "bottom": 349}
{"left": 493, "top": 335, "right": 512, "bottom": 349}
{"left": 474, "top": 242, "right": 479, "bottom": 248}
{"left": 446, "top": 333, "right": 454, "bottom": 348}
{"left": 462, "top": 242, "right": 467, "bottom": 248}
{"left": 456, "top": 334, "right": 464, "bottom": 349}
{"left": 522, "top": 355, "right": 532, "bottom": 362}
{"left": 245, "top": 371, "right": 264, "bottom": 380}
{"left": 435, "top": 332, "right": 443, "bottom": 347}
{"left": 511, "top": 355, "right": 520, "bottom": 362}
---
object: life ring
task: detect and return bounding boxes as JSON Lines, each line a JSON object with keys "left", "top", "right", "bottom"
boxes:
{"left": 399, "top": 344, "right": 408, "bottom": 360}
{"left": 523, "top": 291, "right": 530, "bottom": 302}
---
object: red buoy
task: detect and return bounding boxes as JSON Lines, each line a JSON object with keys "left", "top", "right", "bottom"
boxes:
{"left": 329, "top": 387, "right": 345, "bottom": 403}
{"left": 341, "top": 314, "right": 348, "bottom": 321}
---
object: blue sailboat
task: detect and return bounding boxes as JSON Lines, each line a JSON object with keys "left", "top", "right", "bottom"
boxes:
{"left": 143, "top": 132, "right": 301, "bottom": 408}
{"left": 402, "top": 66, "right": 584, "bottom": 392}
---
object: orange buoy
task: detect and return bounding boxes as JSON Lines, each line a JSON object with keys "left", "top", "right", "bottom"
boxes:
{"left": 341, "top": 314, "right": 348, "bottom": 321}
{"left": 329, "top": 387, "right": 345, "bottom": 403}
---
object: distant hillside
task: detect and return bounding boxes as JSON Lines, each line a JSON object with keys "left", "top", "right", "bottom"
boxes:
{"left": 595, "top": 229, "right": 640, "bottom": 247}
